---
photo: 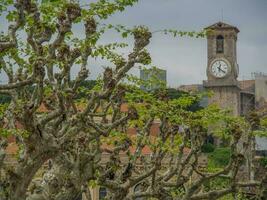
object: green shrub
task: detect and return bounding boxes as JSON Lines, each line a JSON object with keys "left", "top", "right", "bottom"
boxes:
{"left": 203, "top": 176, "right": 229, "bottom": 191}
{"left": 259, "top": 157, "right": 267, "bottom": 168}
{"left": 208, "top": 147, "right": 231, "bottom": 168}
{"left": 201, "top": 143, "right": 215, "bottom": 153}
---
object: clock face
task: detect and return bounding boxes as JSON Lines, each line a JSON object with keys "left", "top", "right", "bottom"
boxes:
{"left": 211, "top": 60, "right": 229, "bottom": 78}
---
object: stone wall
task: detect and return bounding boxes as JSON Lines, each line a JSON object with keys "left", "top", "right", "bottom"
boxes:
{"left": 255, "top": 73, "right": 267, "bottom": 109}
{"left": 207, "top": 86, "right": 240, "bottom": 116}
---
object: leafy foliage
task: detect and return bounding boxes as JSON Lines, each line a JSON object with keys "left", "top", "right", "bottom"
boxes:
{"left": 259, "top": 157, "right": 267, "bottom": 168}
{"left": 208, "top": 147, "right": 231, "bottom": 169}
{"left": 201, "top": 142, "right": 215, "bottom": 153}
{"left": 0, "top": 94, "right": 11, "bottom": 104}
{"left": 0, "top": 0, "right": 265, "bottom": 200}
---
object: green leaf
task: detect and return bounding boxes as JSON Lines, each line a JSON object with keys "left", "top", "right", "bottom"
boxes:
{"left": 122, "top": 32, "right": 128, "bottom": 38}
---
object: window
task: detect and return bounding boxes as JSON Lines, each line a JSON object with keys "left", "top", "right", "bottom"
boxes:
{"left": 216, "top": 35, "right": 224, "bottom": 53}
{"left": 99, "top": 187, "right": 107, "bottom": 200}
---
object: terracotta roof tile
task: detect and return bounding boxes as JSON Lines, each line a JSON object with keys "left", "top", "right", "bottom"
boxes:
{"left": 2, "top": 103, "right": 192, "bottom": 157}
{"left": 239, "top": 80, "right": 255, "bottom": 93}
{"left": 5, "top": 143, "right": 19, "bottom": 155}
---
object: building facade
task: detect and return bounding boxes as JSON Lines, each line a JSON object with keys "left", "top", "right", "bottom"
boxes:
{"left": 203, "top": 22, "right": 241, "bottom": 116}
{"left": 179, "top": 22, "right": 267, "bottom": 116}
{"left": 179, "top": 21, "right": 267, "bottom": 152}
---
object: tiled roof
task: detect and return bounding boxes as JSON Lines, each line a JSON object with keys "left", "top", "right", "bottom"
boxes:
{"left": 239, "top": 80, "right": 255, "bottom": 93}
{"left": 178, "top": 84, "right": 203, "bottom": 93}
{"left": 2, "top": 103, "right": 192, "bottom": 157}
{"left": 37, "top": 102, "right": 130, "bottom": 113}
{"left": 205, "top": 22, "right": 239, "bottom": 33}
{"left": 5, "top": 142, "right": 19, "bottom": 155}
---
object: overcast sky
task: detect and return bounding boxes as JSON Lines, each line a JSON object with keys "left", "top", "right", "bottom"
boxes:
{"left": 103, "top": 0, "right": 267, "bottom": 87}
{"left": 1, "top": 0, "right": 267, "bottom": 87}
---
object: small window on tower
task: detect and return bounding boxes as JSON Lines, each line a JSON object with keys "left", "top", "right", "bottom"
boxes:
{"left": 216, "top": 35, "right": 224, "bottom": 53}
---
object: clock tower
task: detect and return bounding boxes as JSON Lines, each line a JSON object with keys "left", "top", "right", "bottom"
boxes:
{"left": 203, "top": 22, "right": 241, "bottom": 116}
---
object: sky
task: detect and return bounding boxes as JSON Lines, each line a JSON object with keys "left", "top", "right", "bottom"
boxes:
{"left": 1, "top": 0, "right": 267, "bottom": 87}
{"left": 101, "top": 0, "right": 267, "bottom": 87}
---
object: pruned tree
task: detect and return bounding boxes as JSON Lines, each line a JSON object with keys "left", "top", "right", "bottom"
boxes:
{"left": 92, "top": 90, "right": 266, "bottom": 200}
{"left": 0, "top": 1, "right": 266, "bottom": 200}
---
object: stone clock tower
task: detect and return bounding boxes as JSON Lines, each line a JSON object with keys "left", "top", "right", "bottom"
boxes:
{"left": 203, "top": 22, "right": 241, "bottom": 116}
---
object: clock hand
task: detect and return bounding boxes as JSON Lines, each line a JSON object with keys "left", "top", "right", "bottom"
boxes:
{"left": 217, "top": 63, "right": 221, "bottom": 70}
{"left": 220, "top": 68, "right": 226, "bottom": 73}
{"left": 217, "top": 62, "right": 226, "bottom": 73}
{"left": 217, "top": 65, "right": 221, "bottom": 73}
{"left": 218, "top": 66, "right": 226, "bottom": 73}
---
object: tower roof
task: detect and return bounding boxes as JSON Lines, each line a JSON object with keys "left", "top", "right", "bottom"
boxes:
{"left": 205, "top": 22, "right": 239, "bottom": 33}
